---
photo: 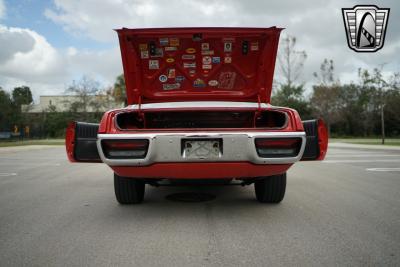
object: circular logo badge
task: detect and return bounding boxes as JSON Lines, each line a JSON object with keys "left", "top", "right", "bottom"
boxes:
{"left": 208, "top": 80, "right": 218, "bottom": 86}
{"left": 185, "top": 48, "right": 196, "bottom": 54}
{"left": 166, "top": 58, "right": 175, "bottom": 63}
{"left": 159, "top": 75, "right": 168, "bottom": 83}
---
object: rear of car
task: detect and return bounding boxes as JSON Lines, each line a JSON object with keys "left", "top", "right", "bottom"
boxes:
{"left": 66, "top": 28, "right": 328, "bottom": 204}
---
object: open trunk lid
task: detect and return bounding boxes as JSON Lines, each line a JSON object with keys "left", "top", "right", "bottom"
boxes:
{"left": 116, "top": 27, "right": 282, "bottom": 105}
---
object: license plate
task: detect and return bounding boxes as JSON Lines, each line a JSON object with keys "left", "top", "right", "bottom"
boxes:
{"left": 182, "top": 139, "right": 222, "bottom": 159}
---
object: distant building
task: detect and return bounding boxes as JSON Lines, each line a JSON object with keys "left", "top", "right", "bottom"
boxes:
{"left": 22, "top": 95, "right": 123, "bottom": 113}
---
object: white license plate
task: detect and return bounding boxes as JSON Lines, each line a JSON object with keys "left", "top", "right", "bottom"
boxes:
{"left": 182, "top": 139, "right": 222, "bottom": 159}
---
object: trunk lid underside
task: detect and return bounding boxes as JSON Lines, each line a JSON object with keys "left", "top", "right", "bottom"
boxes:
{"left": 117, "top": 27, "right": 282, "bottom": 105}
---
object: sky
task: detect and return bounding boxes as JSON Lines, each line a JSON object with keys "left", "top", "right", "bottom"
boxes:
{"left": 0, "top": 0, "right": 399, "bottom": 101}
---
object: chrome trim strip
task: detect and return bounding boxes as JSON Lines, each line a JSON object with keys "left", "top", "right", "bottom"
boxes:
{"left": 125, "top": 101, "right": 272, "bottom": 110}
{"left": 97, "top": 131, "right": 306, "bottom": 166}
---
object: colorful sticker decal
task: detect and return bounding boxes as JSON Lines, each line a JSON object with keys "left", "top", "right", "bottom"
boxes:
{"left": 201, "top": 50, "right": 214, "bottom": 56}
{"left": 141, "top": 50, "right": 149, "bottom": 59}
{"left": 165, "top": 46, "right": 178, "bottom": 52}
{"left": 169, "top": 37, "right": 180, "bottom": 46}
{"left": 163, "top": 83, "right": 181, "bottom": 90}
{"left": 151, "top": 48, "right": 164, "bottom": 58}
{"left": 166, "top": 58, "right": 175, "bottom": 63}
{"left": 201, "top": 43, "right": 209, "bottom": 51}
{"left": 202, "top": 56, "right": 212, "bottom": 65}
{"left": 189, "top": 69, "right": 196, "bottom": 76}
{"left": 159, "top": 38, "right": 169, "bottom": 46}
{"left": 193, "top": 78, "right": 206, "bottom": 88}
{"left": 218, "top": 72, "right": 237, "bottom": 89}
{"left": 183, "top": 62, "right": 196, "bottom": 68}
{"left": 168, "top": 69, "right": 176, "bottom": 79}
{"left": 202, "top": 64, "right": 212, "bottom": 70}
{"left": 149, "top": 60, "right": 159, "bottom": 69}
{"left": 222, "top": 37, "right": 235, "bottom": 43}
{"left": 203, "top": 70, "right": 209, "bottom": 75}
{"left": 192, "top": 33, "right": 202, "bottom": 41}
{"left": 208, "top": 80, "right": 218, "bottom": 86}
{"left": 159, "top": 75, "right": 168, "bottom": 83}
{"left": 212, "top": 57, "right": 220, "bottom": 64}
{"left": 224, "top": 56, "right": 232, "bottom": 63}
{"left": 175, "top": 75, "right": 185, "bottom": 82}
{"left": 186, "top": 48, "right": 196, "bottom": 54}
{"left": 182, "top": 54, "right": 196, "bottom": 60}
{"left": 139, "top": 44, "right": 148, "bottom": 51}
{"left": 251, "top": 42, "right": 259, "bottom": 51}
{"left": 224, "top": 42, "right": 232, "bottom": 52}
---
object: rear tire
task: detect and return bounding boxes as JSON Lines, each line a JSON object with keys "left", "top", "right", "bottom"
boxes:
{"left": 254, "top": 173, "right": 286, "bottom": 203}
{"left": 114, "top": 173, "right": 145, "bottom": 204}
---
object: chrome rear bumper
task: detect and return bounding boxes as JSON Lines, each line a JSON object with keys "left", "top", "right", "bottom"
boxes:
{"left": 97, "top": 131, "right": 306, "bottom": 166}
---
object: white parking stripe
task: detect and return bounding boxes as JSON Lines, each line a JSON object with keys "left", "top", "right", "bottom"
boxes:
{"left": 323, "top": 159, "right": 400, "bottom": 163}
{"left": 366, "top": 168, "right": 400, "bottom": 172}
{"left": 0, "top": 173, "right": 17, "bottom": 177}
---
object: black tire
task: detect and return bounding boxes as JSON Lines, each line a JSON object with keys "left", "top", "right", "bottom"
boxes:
{"left": 254, "top": 173, "right": 286, "bottom": 203}
{"left": 114, "top": 173, "right": 145, "bottom": 204}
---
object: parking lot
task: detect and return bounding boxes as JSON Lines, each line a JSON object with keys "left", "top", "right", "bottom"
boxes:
{"left": 0, "top": 144, "right": 399, "bottom": 266}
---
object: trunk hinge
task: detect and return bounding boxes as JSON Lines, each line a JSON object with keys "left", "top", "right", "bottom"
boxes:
{"left": 137, "top": 96, "right": 146, "bottom": 126}
{"left": 253, "top": 95, "right": 263, "bottom": 127}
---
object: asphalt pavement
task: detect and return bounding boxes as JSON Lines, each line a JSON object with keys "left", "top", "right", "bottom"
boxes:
{"left": 0, "top": 143, "right": 399, "bottom": 266}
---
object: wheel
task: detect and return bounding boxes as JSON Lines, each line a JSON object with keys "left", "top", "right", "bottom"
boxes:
{"left": 114, "top": 173, "right": 145, "bottom": 204}
{"left": 254, "top": 173, "right": 286, "bottom": 203}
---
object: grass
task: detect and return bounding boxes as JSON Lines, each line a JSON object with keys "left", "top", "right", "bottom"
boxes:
{"left": 0, "top": 139, "right": 65, "bottom": 147}
{"left": 330, "top": 138, "right": 400, "bottom": 146}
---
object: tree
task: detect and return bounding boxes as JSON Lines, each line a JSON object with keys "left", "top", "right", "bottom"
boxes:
{"left": 0, "top": 88, "right": 14, "bottom": 131}
{"left": 113, "top": 74, "right": 127, "bottom": 105}
{"left": 66, "top": 76, "right": 101, "bottom": 116}
{"left": 310, "top": 59, "right": 341, "bottom": 136}
{"left": 12, "top": 86, "right": 33, "bottom": 106}
{"left": 277, "top": 35, "right": 307, "bottom": 87}
{"left": 273, "top": 35, "right": 310, "bottom": 118}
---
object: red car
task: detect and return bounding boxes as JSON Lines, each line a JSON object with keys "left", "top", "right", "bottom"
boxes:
{"left": 66, "top": 27, "right": 328, "bottom": 204}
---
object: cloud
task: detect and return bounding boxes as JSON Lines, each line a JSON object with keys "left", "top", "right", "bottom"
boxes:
{"left": 0, "top": 24, "right": 122, "bottom": 98}
{"left": 0, "top": 0, "right": 5, "bottom": 19}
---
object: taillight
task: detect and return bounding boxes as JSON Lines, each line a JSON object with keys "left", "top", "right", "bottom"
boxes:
{"left": 255, "top": 138, "right": 302, "bottom": 158}
{"left": 101, "top": 139, "right": 149, "bottom": 159}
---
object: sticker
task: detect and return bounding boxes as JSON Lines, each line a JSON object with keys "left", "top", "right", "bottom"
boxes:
{"left": 168, "top": 69, "right": 176, "bottom": 79}
{"left": 186, "top": 48, "right": 196, "bottom": 54}
{"left": 141, "top": 50, "right": 149, "bottom": 59}
{"left": 165, "top": 46, "right": 178, "bottom": 52}
{"left": 212, "top": 57, "right": 220, "bottom": 64}
{"left": 159, "top": 75, "right": 168, "bottom": 83}
{"left": 192, "top": 33, "right": 202, "bottom": 41}
{"left": 224, "top": 56, "right": 232, "bottom": 63}
{"left": 202, "top": 64, "right": 212, "bottom": 69}
{"left": 208, "top": 80, "right": 218, "bottom": 86}
{"left": 151, "top": 48, "right": 164, "bottom": 58}
{"left": 139, "top": 44, "right": 148, "bottom": 51}
{"left": 183, "top": 62, "right": 196, "bottom": 68}
{"left": 251, "top": 42, "right": 259, "bottom": 51}
{"left": 203, "top": 70, "right": 209, "bottom": 75}
{"left": 202, "top": 56, "right": 212, "bottom": 64}
{"left": 149, "top": 60, "right": 159, "bottom": 69}
{"left": 193, "top": 78, "right": 206, "bottom": 88}
{"left": 201, "top": 50, "right": 214, "bottom": 56}
{"left": 163, "top": 83, "right": 181, "bottom": 90}
{"left": 189, "top": 69, "right": 196, "bottom": 76}
{"left": 166, "top": 57, "right": 175, "bottom": 63}
{"left": 159, "top": 38, "right": 169, "bottom": 46}
{"left": 222, "top": 37, "right": 235, "bottom": 43}
{"left": 201, "top": 43, "right": 209, "bottom": 51}
{"left": 169, "top": 37, "right": 180, "bottom": 46}
{"left": 182, "top": 54, "right": 196, "bottom": 60}
{"left": 218, "top": 72, "right": 237, "bottom": 89}
{"left": 224, "top": 42, "right": 232, "bottom": 52}
{"left": 175, "top": 75, "right": 185, "bottom": 82}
